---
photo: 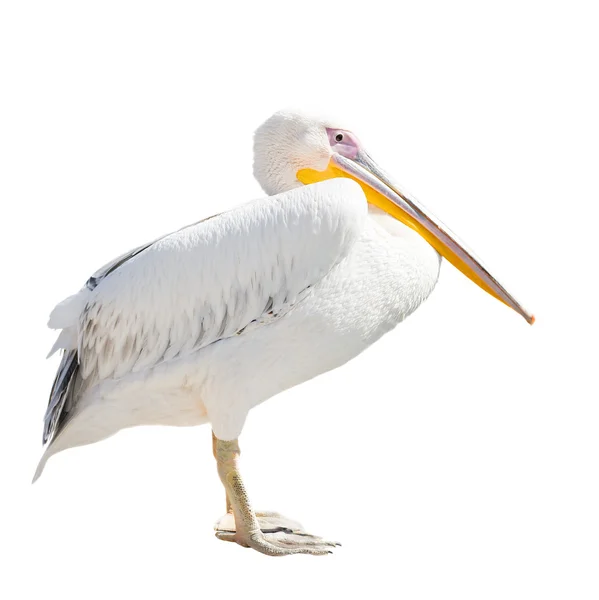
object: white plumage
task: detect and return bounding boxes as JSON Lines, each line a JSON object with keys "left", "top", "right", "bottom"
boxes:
{"left": 35, "top": 110, "right": 458, "bottom": 487}
{"left": 35, "top": 179, "right": 440, "bottom": 480}
{"left": 62, "top": 179, "right": 366, "bottom": 383}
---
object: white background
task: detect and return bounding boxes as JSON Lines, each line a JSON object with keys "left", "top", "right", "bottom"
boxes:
{"left": 1, "top": 1, "right": 597, "bottom": 598}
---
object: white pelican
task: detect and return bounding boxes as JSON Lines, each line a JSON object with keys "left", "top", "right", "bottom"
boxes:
{"left": 35, "top": 110, "right": 534, "bottom": 556}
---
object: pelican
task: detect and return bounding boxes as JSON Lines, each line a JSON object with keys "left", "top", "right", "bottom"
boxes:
{"left": 35, "top": 110, "right": 534, "bottom": 556}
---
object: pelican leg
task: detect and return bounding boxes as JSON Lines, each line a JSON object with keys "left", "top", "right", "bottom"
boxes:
{"left": 212, "top": 432, "right": 340, "bottom": 556}
{"left": 212, "top": 432, "right": 233, "bottom": 516}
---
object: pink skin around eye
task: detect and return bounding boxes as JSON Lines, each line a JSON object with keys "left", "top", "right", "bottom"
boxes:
{"left": 326, "top": 127, "right": 361, "bottom": 159}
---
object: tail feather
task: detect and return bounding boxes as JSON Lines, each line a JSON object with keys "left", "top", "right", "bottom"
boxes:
{"left": 32, "top": 448, "right": 52, "bottom": 483}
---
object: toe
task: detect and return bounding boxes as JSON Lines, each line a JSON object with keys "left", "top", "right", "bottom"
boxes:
{"left": 247, "top": 532, "right": 335, "bottom": 556}
{"left": 214, "top": 530, "right": 237, "bottom": 543}
{"left": 269, "top": 532, "right": 341, "bottom": 548}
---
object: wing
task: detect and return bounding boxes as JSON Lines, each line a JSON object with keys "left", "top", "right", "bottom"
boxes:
{"left": 43, "top": 178, "right": 366, "bottom": 443}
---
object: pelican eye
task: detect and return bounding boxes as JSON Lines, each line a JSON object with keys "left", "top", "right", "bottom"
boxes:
{"left": 335, "top": 133, "right": 344, "bottom": 142}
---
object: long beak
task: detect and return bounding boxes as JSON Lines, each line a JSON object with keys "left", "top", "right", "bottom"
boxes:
{"left": 297, "top": 153, "right": 534, "bottom": 325}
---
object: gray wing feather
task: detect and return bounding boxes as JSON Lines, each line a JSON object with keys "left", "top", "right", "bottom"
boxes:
{"left": 43, "top": 215, "right": 221, "bottom": 446}
{"left": 43, "top": 350, "right": 79, "bottom": 444}
{"left": 43, "top": 243, "right": 154, "bottom": 444}
{"left": 85, "top": 241, "right": 157, "bottom": 291}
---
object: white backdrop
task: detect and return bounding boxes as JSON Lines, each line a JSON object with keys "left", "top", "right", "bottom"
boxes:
{"left": 1, "top": 1, "right": 597, "bottom": 598}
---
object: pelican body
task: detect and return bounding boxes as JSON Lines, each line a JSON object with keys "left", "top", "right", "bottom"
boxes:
{"left": 36, "top": 111, "right": 533, "bottom": 556}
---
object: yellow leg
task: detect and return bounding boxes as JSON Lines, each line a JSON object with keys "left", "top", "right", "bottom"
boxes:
{"left": 212, "top": 432, "right": 340, "bottom": 556}
{"left": 212, "top": 431, "right": 232, "bottom": 515}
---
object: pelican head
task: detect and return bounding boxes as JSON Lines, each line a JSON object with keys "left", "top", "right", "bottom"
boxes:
{"left": 253, "top": 110, "right": 534, "bottom": 325}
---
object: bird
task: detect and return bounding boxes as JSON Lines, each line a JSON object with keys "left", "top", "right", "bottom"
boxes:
{"left": 34, "top": 110, "right": 534, "bottom": 556}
